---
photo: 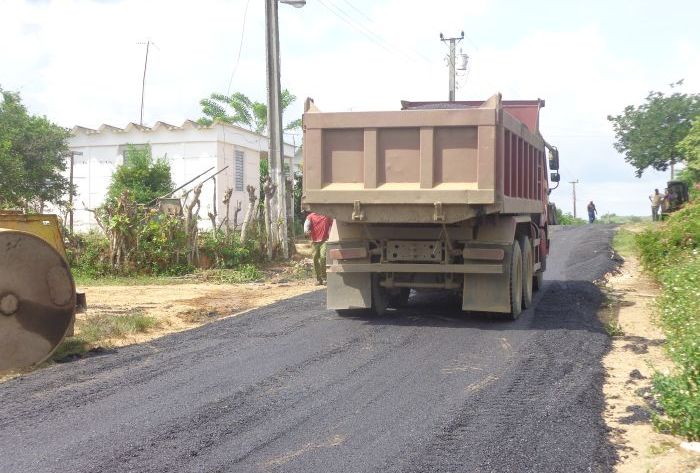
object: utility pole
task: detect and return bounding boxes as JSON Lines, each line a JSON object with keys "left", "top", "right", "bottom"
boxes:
{"left": 68, "top": 151, "right": 83, "bottom": 235}
{"left": 440, "top": 31, "right": 464, "bottom": 101}
{"left": 138, "top": 40, "right": 152, "bottom": 126}
{"left": 569, "top": 179, "right": 579, "bottom": 219}
{"left": 264, "top": 0, "right": 304, "bottom": 258}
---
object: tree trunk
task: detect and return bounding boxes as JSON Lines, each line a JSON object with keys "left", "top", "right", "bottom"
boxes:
{"left": 183, "top": 183, "right": 203, "bottom": 265}
{"left": 262, "top": 176, "right": 277, "bottom": 260}
{"left": 240, "top": 185, "right": 258, "bottom": 244}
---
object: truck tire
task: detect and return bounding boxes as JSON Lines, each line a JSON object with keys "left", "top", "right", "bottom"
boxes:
{"left": 519, "top": 236, "right": 534, "bottom": 309}
{"left": 533, "top": 255, "right": 546, "bottom": 291}
{"left": 371, "top": 274, "right": 389, "bottom": 316}
{"left": 507, "top": 241, "right": 523, "bottom": 320}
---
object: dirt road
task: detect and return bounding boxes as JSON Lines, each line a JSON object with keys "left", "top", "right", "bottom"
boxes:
{"left": 0, "top": 225, "right": 620, "bottom": 472}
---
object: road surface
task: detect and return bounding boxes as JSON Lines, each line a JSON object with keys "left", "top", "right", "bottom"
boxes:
{"left": 0, "top": 225, "right": 619, "bottom": 472}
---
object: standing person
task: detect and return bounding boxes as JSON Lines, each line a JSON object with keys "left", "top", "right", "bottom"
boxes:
{"left": 649, "top": 188, "right": 662, "bottom": 221}
{"left": 304, "top": 212, "right": 334, "bottom": 285}
{"left": 587, "top": 201, "right": 597, "bottom": 223}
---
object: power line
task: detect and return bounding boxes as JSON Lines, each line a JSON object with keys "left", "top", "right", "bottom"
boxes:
{"left": 317, "top": 0, "right": 431, "bottom": 65}
{"left": 226, "top": 0, "right": 252, "bottom": 95}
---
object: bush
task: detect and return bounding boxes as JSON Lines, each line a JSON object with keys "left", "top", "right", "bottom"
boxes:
{"left": 556, "top": 208, "right": 586, "bottom": 225}
{"left": 636, "top": 198, "right": 700, "bottom": 440}
{"left": 198, "top": 230, "right": 261, "bottom": 269}
{"left": 66, "top": 230, "right": 112, "bottom": 279}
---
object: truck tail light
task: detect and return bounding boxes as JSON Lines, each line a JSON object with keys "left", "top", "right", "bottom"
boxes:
{"left": 329, "top": 248, "right": 368, "bottom": 261}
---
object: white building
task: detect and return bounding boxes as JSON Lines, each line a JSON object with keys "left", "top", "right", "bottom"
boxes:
{"left": 66, "top": 120, "right": 297, "bottom": 232}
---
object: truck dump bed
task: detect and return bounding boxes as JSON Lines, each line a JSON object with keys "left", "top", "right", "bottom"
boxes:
{"left": 303, "top": 94, "right": 549, "bottom": 223}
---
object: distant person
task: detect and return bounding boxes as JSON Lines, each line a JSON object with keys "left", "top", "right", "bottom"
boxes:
{"left": 649, "top": 188, "right": 662, "bottom": 221}
{"left": 587, "top": 201, "right": 597, "bottom": 223}
{"left": 304, "top": 212, "right": 334, "bottom": 286}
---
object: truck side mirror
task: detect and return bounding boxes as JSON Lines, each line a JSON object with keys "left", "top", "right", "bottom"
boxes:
{"left": 548, "top": 149, "right": 559, "bottom": 171}
{"left": 550, "top": 172, "right": 560, "bottom": 182}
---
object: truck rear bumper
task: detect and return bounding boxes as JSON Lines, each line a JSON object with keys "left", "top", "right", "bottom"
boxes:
{"left": 328, "top": 262, "right": 503, "bottom": 274}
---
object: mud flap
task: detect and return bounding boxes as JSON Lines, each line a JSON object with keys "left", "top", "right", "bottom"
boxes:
{"left": 462, "top": 245, "right": 512, "bottom": 313}
{"left": 326, "top": 272, "right": 371, "bottom": 310}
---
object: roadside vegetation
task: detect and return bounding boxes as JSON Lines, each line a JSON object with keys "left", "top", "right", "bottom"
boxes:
{"left": 53, "top": 310, "right": 160, "bottom": 361}
{"left": 634, "top": 198, "right": 699, "bottom": 440}
{"left": 607, "top": 84, "right": 700, "bottom": 441}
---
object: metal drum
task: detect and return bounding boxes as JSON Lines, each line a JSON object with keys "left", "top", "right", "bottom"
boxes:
{"left": 0, "top": 229, "right": 76, "bottom": 371}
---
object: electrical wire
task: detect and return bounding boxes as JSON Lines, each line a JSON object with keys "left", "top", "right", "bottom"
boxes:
{"left": 226, "top": 0, "right": 252, "bottom": 95}
{"left": 317, "top": 0, "right": 431, "bottom": 65}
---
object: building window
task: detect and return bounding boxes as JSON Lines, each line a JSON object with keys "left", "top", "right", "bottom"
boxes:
{"left": 118, "top": 144, "right": 151, "bottom": 165}
{"left": 234, "top": 150, "right": 245, "bottom": 192}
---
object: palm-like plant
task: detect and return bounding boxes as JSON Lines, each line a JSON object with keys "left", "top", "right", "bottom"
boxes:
{"left": 198, "top": 90, "right": 300, "bottom": 134}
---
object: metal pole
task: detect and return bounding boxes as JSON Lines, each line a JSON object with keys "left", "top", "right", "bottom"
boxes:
{"left": 69, "top": 153, "right": 74, "bottom": 234}
{"left": 68, "top": 151, "right": 83, "bottom": 235}
{"left": 569, "top": 180, "right": 579, "bottom": 218}
{"left": 266, "top": 0, "right": 289, "bottom": 258}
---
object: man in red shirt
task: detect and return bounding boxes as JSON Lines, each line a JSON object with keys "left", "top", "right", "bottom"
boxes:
{"left": 304, "top": 212, "right": 334, "bottom": 285}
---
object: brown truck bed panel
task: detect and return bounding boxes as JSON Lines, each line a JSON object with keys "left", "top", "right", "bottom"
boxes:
{"left": 303, "top": 94, "right": 549, "bottom": 223}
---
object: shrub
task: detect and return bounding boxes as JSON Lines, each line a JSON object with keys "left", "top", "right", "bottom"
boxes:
{"left": 198, "top": 230, "right": 261, "bottom": 269}
{"left": 636, "top": 198, "right": 700, "bottom": 440}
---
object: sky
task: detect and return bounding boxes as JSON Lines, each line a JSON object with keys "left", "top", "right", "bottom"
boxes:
{"left": 2, "top": 0, "right": 699, "bottom": 216}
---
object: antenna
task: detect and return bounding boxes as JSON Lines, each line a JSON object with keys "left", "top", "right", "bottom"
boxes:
{"left": 137, "top": 40, "right": 156, "bottom": 126}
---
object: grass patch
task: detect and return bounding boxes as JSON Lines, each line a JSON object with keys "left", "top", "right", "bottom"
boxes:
{"left": 193, "top": 265, "right": 264, "bottom": 284}
{"left": 52, "top": 337, "right": 90, "bottom": 361}
{"left": 613, "top": 227, "right": 639, "bottom": 258}
{"left": 604, "top": 321, "right": 625, "bottom": 337}
{"left": 73, "top": 273, "right": 188, "bottom": 287}
{"left": 78, "top": 311, "right": 160, "bottom": 341}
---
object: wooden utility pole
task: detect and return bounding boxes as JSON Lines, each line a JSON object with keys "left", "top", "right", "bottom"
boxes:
{"left": 265, "top": 0, "right": 305, "bottom": 258}
{"left": 440, "top": 31, "right": 464, "bottom": 101}
{"left": 569, "top": 179, "right": 579, "bottom": 218}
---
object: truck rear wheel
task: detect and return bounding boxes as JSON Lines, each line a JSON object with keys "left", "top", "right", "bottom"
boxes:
{"left": 507, "top": 241, "right": 523, "bottom": 320}
{"left": 519, "top": 236, "right": 534, "bottom": 309}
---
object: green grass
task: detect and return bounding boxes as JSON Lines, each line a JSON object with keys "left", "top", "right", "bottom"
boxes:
{"left": 73, "top": 264, "right": 267, "bottom": 286}
{"left": 52, "top": 337, "right": 90, "bottom": 361}
{"left": 51, "top": 310, "right": 162, "bottom": 363}
{"left": 78, "top": 311, "right": 160, "bottom": 341}
{"left": 191, "top": 265, "right": 264, "bottom": 284}
{"left": 613, "top": 227, "right": 639, "bottom": 258}
{"left": 73, "top": 273, "right": 188, "bottom": 286}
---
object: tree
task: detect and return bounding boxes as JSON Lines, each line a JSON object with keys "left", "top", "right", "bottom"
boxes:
{"left": 677, "top": 118, "right": 700, "bottom": 184}
{"left": 0, "top": 88, "right": 72, "bottom": 210}
{"left": 106, "top": 145, "right": 174, "bottom": 204}
{"left": 197, "top": 89, "right": 301, "bottom": 134}
{"left": 607, "top": 81, "right": 700, "bottom": 177}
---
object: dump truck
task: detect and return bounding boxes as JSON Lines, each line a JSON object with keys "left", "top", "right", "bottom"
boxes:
{"left": 302, "top": 94, "right": 560, "bottom": 319}
{"left": 0, "top": 212, "right": 85, "bottom": 371}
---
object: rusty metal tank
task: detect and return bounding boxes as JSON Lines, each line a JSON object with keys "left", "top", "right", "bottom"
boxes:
{"left": 0, "top": 213, "right": 78, "bottom": 371}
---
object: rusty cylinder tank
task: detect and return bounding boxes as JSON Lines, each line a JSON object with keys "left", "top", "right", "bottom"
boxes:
{"left": 0, "top": 228, "right": 76, "bottom": 371}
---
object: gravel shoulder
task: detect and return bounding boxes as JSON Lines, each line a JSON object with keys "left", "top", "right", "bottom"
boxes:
{"left": 0, "top": 225, "right": 623, "bottom": 473}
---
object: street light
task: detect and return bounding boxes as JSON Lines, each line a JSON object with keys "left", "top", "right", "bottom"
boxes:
{"left": 266, "top": 0, "right": 304, "bottom": 259}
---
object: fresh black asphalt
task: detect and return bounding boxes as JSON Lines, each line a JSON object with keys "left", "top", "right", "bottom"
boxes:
{"left": 0, "top": 224, "right": 619, "bottom": 472}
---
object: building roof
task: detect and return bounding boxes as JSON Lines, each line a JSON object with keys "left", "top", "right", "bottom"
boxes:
{"left": 72, "top": 119, "right": 270, "bottom": 138}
